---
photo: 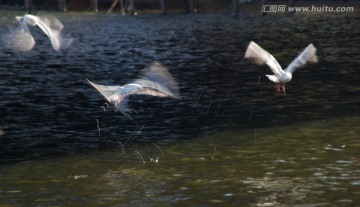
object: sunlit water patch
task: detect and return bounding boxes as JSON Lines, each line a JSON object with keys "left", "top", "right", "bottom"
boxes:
{"left": 0, "top": 116, "right": 358, "bottom": 206}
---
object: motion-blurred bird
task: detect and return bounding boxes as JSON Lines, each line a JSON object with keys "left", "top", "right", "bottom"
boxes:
{"left": 245, "top": 41, "right": 318, "bottom": 94}
{"left": 87, "top": 62, "right": 180, "bottom": 113}
{"left": 2, "top": 13, "right": 73, "bottom": 52}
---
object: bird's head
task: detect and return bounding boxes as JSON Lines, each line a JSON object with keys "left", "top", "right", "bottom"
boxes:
{"left": 15, "top": 16, "right": 23, "bottom": 22}
{"left": 281, "top": 72, "right": 292, "bottom": 83}
{"left": 22, "top": 14, "right": 37, "bottom": 26}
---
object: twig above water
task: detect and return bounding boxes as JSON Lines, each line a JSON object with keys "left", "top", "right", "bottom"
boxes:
{"left": 248, "top": 106, "right": 254, "bottom": 121}
{"left": 193, "top": 93, "right": 202, "bottom": 107}
{"left": 226, "top": 119, "right": 232, "bottom": 133}
{"left": 96, "top": 119, "right": 101, "bottom": 137}
{"left": 204, "top": 101, "right": 212, "bottom": 117}
{"left": 212, "top": 146, "right": 217, "bottom": 159}
{"left": 152, "top": 143, "right": 165, "bottom": 156}
{"left": 134, "top": 150, "right": 145, "bottom": 164}
{"left": 116, "top": 139, "right": 125, "bottom": 154}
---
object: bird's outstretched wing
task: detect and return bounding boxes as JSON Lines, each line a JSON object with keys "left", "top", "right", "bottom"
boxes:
{"left": 87, "top": 62, "right": 180, "bottom": 111}
{"left": 87, "top": 79, "right": 139, "bottom": 111}
{"left": 87, "top": 79, "right": 122, "bottom": 104}
{"left": 33, "top": 14, "right": 73, "bottom": 51}
{"left": 18, "top": 14, "right": 72, "bottom": 51}
{"left": 132, "top": 79, "right": 179, "bottom": 99}
{"left": 2, "top": 21, "right": 35, "bottom": 52}
{"left": 245, "top": 41, "right": 283, "bottom": 74}
{"left": 133, "top": 62, "right": 180, "bottom": 99}
{"left": 37, "top": 13, "right": 64, "bottom": 31}
{"left": 285, "top": 43, "right": 318, "bottom": 74}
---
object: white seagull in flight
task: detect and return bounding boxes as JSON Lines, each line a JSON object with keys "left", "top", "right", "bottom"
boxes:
{"left": 245, "top": 41, "right": 318, "bottom": 94}
{"left": 3, "top": 14, "right": 73, "bottom": 52}
{"left": 87, "top": 62, "right": 180, "bottom": 113}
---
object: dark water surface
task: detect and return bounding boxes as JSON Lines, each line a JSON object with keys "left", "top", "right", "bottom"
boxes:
{"left": 0, "top": 10, "right": 359, "bottom": 206}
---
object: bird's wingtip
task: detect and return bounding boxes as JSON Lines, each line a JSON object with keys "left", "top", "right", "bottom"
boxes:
{"left": 308, "top": 43, "right": 318, "bottom": 63}
{"left": 173, "top": 94, "right": 181, "bottom": 100}
{"left": 85, "top": 78, "right": 93, "bottom": 85}
{"left": 247, "top": 41, "right": 255, "bottom": 47}
{"left": 310, "top": 54, "right": 318, "bottom": 63}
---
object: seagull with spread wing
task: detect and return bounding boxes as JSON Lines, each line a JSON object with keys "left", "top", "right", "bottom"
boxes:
{"left": 2, "top": 13, "right": 73, "bottom": 52}
{"left": 87, "top": 62, "right": 180, "bottom": 113}
{"left": 245, "top": 41, "right": 318, "bottom": 94}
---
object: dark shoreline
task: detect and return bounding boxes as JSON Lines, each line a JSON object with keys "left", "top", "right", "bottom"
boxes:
{"left": 0, "top": 0, "right": 358, "bottom": 14}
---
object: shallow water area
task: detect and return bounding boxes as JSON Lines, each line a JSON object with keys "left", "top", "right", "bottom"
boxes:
{"left": 0, "top": 116, "right": 359, "bottom": 206}
{"left": 0, "top": 9, "right": 359, "bottom": 206}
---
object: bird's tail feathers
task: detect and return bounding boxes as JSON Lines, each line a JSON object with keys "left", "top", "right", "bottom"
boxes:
{"left": 265, "top": 75, "right": 280, "bottom": 83}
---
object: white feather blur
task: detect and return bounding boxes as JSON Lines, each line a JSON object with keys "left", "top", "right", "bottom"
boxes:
{"left": 245, "top": 41, "right": 317, "bottom": 93}
{"left": 87, "top": 62, "right": 180, "bottom": 112}
{"left": 2, "top": 14, "right": 73, "bottom": 52}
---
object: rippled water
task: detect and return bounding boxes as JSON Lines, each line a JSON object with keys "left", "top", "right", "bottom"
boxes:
{"left": 0, "top": 116, "right": 359, "bottom": 206}
{"left": 0, "top": 10, "right": 359, "bottom": 206}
